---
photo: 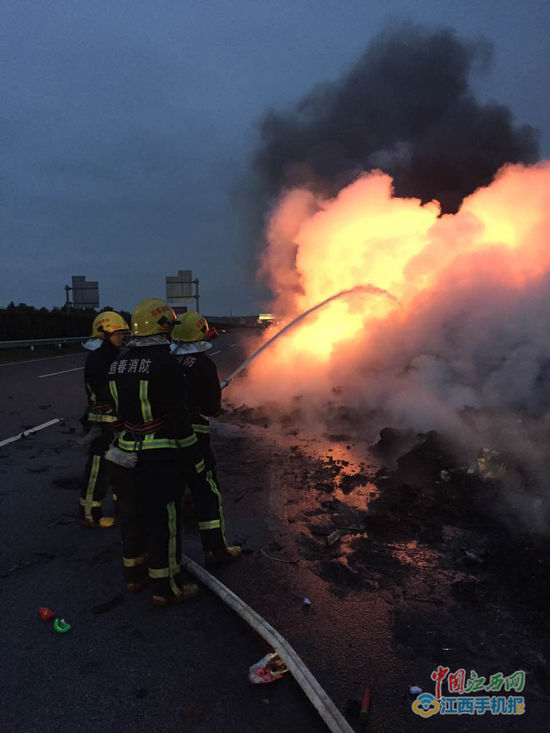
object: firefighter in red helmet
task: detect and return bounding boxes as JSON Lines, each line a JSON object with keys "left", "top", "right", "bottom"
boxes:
{"left": 171, "top": 311, "right": 242, "bottom": 567}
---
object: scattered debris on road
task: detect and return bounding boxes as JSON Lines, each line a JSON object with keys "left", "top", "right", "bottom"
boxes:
{"left": 249, "top": 652, "right": 289, "bottom": 684}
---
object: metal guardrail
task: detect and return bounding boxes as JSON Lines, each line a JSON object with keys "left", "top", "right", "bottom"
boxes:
{"left": 0, "top": 336, "right": 86, "bottom": 350}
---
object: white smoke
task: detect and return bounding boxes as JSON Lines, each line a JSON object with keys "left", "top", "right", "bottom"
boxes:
{"left": 232, "top": 162, "right": 550, "bottom": 531}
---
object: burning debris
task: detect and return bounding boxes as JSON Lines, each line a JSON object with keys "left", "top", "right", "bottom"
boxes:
{"left": 369, "top": 427, "right": 416, "bottom": 468}
{"left": 233, "top": 24, "right": 550, "bottom": 531}
{"left": 219, "top": 22, "right": 550, "bottom": 708}
{"left": 232, "top": 157, "right": 550, "bottom": 525}
{"left": 219, "top": 395, "right": 550, "bottom": 706}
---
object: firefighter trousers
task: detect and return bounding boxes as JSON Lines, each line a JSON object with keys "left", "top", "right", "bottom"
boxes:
{"left": 185, "top": 433, "right": 227, "bottom": 553}
{"left": 113, "top": 447, "right": 206, "bottom": 598}
{"left": 79, "top": 427, "right": 117, "bottom": 523}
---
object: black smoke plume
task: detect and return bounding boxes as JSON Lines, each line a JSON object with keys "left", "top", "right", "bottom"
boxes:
{"left": 255, "top": 25, "right": 539, "bottom": 213}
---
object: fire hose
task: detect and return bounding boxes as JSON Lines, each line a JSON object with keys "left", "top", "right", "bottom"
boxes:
{"left": 181, "top": 554, "right": 355, "bottom": 733}
{"left": 220, "top": 283, "right": 396, "bottom": 390}
{"left": 207, "top": 286, "right": 392, "bottom": 727}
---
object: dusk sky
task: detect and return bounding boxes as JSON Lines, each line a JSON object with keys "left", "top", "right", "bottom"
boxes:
{"left": 2, "top": 0, "right": 549, "bottom": 315}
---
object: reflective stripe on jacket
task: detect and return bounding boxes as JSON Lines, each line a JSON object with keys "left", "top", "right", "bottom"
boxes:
{"left": 109, "top": 344, "right": 196, "bottom": 451}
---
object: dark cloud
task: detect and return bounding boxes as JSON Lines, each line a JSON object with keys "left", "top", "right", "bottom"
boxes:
{"left": 255, "top": 25, "right": 540, "bottom": 213}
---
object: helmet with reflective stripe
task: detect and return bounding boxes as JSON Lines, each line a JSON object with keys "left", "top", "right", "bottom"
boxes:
{"left": 91, "top": 311, "right": 130, "bottom": 338}
{"left": 172, "top": 310, "right": 209, "bottom": 343}
{"left": 131, "top": 298, "right": 179, "bottom": 337}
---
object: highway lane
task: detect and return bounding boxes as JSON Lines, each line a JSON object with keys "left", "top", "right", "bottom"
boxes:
{"left": 0, "top": 331, "right": 255, "bottom": 576}
{"left": 0, "top": 352, "right": 87, "bottom": 437}
{"left": 0, "top": 332, "right": 257, "bottom": 442}
{"left": 4, "top": 330, "right": 550, "bottom": 732}
{"left": 0, "top": 331, "right": 256, "bottom": 575}
{"left": 0, "top": 329, "right": 326, "bottom": 733}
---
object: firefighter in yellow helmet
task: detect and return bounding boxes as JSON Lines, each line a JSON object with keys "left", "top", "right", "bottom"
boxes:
{"left": 106, "top": 298, "right": 213, "bottom": 606}
{"left": 79, "top": 311, "right": 129, "bottom": 528}
{"left": 171, "top": 311, "right": 242, "bottom": 567}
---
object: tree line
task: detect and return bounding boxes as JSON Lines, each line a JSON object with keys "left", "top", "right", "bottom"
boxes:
{"left": 0, "top": 303, "right": 131, "bottom": 341}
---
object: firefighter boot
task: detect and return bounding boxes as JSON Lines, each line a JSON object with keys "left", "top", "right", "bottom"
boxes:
{"left": 205, "top": 545, "right": 242, "bottom": 568}
{"left": 126, "top": 579, "right": 149, "bottom": 593}
{"left": 82, "top": 516, "right": 116, "bottom": 528}
{"left": 151, "top": 584, "right": 199, "bottom": 607}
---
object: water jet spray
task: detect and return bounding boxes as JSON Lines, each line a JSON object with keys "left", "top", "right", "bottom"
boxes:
{"left": 220, "top": 284, "right": 397, "bottom": 389}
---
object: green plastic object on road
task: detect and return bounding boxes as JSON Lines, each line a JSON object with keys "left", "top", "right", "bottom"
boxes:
{"left": 53, "top": 618, "right": 71, "bottom": 634}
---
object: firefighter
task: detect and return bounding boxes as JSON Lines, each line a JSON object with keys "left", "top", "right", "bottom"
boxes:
{"left": 171, "top": 311, "right": 242, "bottom": 567}
{"left": 79, "top": 310, "right": 129, "bottom": 528}
{"left": 106, "top": 298, "right": 210, "bottom": 606}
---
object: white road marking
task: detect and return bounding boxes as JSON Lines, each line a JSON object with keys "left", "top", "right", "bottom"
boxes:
{"left": 230, "top": 344, "right": 237, "bottom": 348}
{"left": 38, "top": 366, "right": 84, "bottom": 378}
{"left": 0, "top": 353, "right": 85, "bottom": 368}
{"left": 210, "top": 350, "right": 221, "bottom": 356}
{"left": 0, "top": 418, "right": 63, "bottom": 448}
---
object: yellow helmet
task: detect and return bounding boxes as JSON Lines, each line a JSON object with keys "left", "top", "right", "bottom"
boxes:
{"left": 172, "top": 310, "right": 209, "bottom": 342}
{"left": 131, "top": 298, "right": 178, "bottom": 337}
{"left": 91, "top": 311, "right": 129, "bottom": 338}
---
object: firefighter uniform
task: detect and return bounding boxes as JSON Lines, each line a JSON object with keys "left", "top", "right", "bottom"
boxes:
{"left": 79, "top": 312, "right": 128, "bottom": 527}
{"left": 171, "top": 311, "right": 242, "bottom": 567}
{"left": 107, "top": 298, "right": 205, "bottom": 605}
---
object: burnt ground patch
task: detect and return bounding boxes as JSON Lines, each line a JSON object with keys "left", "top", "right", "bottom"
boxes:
{"left": 373, "top": 431, "right": 550, "bottom": 699}
{"left": 221, "top": 404, "right": 550, "bottom": 704}
{"left": 339, "top": 471, "right": 370, "bottom": 494}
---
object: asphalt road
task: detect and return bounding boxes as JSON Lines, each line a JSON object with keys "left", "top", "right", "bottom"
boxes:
{"left": 0, "top": 333, "right": 252, "bottom": 437}
{"left": 2, "top": 334, "right": 549, "bottom": 733}
{"left": 0, "top": 333, "right": 325, "bottom": 733}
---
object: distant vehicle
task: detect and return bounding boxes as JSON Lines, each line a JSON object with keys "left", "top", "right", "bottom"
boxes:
{"left": 257, "top": 313, "right": 274, "bottom": 328}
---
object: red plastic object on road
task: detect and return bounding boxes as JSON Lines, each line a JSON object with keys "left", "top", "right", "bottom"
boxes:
{"left": 360, "top": 686, "right": 371, "bottom": 722}
{"left": 249, "top": 652, "right": 289, "bottom": 684}
{"left": 38, "top": 607, "right": 55, "bottom": 622}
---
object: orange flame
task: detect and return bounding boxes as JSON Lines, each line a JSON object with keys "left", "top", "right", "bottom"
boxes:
{"left": 236, "top": 162, "right": 550, "bottom": 412}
